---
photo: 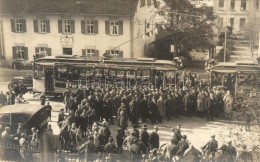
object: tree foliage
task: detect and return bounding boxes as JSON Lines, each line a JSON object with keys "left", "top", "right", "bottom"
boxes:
{"left": 161, "top": 0, "right": 217, "bottom": 52}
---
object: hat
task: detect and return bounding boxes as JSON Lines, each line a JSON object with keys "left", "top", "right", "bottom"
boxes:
{"left": 211, "top": 135, "right": 215, "bottom": 138}
{"left": 154, "top": 126, "right": 159, "bottom": 130}
{"left": 182, "top": 135, "right": 187, "bottom": 140}
{"left": 242, "top": 144, "right": 247, "bottom": 149}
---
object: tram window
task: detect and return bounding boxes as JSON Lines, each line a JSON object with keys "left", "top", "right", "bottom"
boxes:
{"left": 34, "top": 65, "right": 44, "bottom": 78}
{"left": 109, "top": 70, "right": 116, "bottom": 76}
{"left": 85, "top": 68, "right": 94, "bottom": 77}
{"left": 56, "top": 66, "right": 68, "bottom": 80}
{"left": 137, "top": 70, "right": 142, "bottom": 77}
{"left": 117, "top": 70, "right": 125, "bottom": 77}
{"left": 142, "top": 70, "right": 150, "bottom": 77}
{"left": 126, "top": 70, "right": 135, "bottom": 77}
{"left": 95, "top": 69, "right": 103, "bottom": 77}
{"left": 68, "top": 68, "right": 80, "bottom": 80}
{"left": 104, "top": 69, "right": 109, "bottom": 76}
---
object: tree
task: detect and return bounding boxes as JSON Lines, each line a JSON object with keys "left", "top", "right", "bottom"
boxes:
{"left": 241, "top": 22, "right": 259, "bottom": 58}
{"left": 160, "top": 0, "right": 217, "bottom": 56}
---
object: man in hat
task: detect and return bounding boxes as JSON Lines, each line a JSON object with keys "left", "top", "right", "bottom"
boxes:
{"left": 78, "top": 136, "right": 97, "bottom": 162}
{"left": 140, "top": 124, "right": 149, "bottom": 152}
{"left": 130, "top": 138, "right": 144, "bottom": 162}
{"left": 124, "top": 131, "right": 137, "bottom": 152}
{"left": 176, "top": 135, "right": 189, "bottom": 158}
{"left": 164, "top": 94, "right": 174, "bottom": 121}
{"left": 172, "top": 125, "right": 182, "bottom": 145}
{"left": 116, "top": 128, "right": 124, "bottom": 152}
{"left": 148, "top": 126, "right": 159, "bottom": 150}
{"left": 202, "top": 135, "right": 218, "bottom": 158}
{"left": 63, "top": 88, "right": 71, "bottom": 112}
{"left": 205, "top": 92, "right": 216, "bottom": 121}
{"left": 139, "top": 95, "right": 149, "bottom": 123}
{"left": 129, "top": 96, "right": 139, "bottom": 126}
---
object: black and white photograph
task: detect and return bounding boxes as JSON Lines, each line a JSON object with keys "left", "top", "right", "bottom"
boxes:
{"left": 0, "top": 0, "right": 260, "bottom": 161}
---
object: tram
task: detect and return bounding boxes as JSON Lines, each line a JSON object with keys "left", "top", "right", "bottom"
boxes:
{"left": 33, "top": 55, "right": 178, "bottom": 96}
{"left": 210, "top": 62, "right": 260, "bottom": 103}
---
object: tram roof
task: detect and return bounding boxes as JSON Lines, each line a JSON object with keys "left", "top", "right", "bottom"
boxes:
{"left": 34, "top": 56, "right": 177, "bottom": 69}
{"left": 210, "top": 62, "right": 260, "bottom": 73}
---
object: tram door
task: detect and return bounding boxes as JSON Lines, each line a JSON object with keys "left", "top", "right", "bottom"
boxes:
{"left": 45, "top": 68, "right": 54, "bottom": 93}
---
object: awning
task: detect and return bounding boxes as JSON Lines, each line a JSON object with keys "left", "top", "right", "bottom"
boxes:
{"left": 34, "top": 62, "right": 54, "bottom": 66}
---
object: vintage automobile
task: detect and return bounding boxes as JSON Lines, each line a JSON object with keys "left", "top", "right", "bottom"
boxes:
{"left": 8, "top": 75, "right": 33, "bottom": 91}
{"left": 0, "top": 104, "right": 49, "bottom": 135}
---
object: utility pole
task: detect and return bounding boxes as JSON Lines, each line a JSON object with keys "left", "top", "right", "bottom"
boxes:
{"left": 224, "top": 0, "right": 230, "bottom": 62}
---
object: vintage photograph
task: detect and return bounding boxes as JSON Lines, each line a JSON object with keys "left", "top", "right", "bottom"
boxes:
{"left": 0, "top": 0, "right": 259, "bottom": 161}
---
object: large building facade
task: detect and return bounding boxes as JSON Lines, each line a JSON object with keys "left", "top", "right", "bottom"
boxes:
{"left": 0, "top": 0, "right": 158, "bottom": 65}
{"left": 213, "top": 0, "right": 260, "bottom": 33}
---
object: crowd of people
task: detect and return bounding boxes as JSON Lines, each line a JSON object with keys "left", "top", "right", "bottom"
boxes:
{"left": 0, "top": 77, "right": 255, "bottom": 162}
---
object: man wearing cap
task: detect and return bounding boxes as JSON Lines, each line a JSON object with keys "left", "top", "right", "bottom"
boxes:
{"left": 148, "top": 126, "right": 160, "bottom": 150}
{"left": 172, "top": 125, "right": 182, "bottom": 145}
{"left": 140, "top": 124, "right": 150, "bottom": 152}
{"left": 78, "top": 136, "right": 97, "bottom": 162}
{"left": 226, "top": 141, "right": 237, "bottom": 162}
{"left": 164, "top": 138, "right": 178, "bottom": 162}
{"left": 176, "top": 135, "right": 189, "bottom": 158}
{"left": 202, "top": 135, "right": 218, "bottom": 158}
{"left": 237, "top": 144, "right": 253, "bottom": 162}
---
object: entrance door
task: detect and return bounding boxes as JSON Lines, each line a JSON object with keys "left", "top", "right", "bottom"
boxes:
{"left": 45, "top": 68, "right": 54, "bottom": 93}
{"left": 63, "top": 48, "right": 72, "bottom": 55}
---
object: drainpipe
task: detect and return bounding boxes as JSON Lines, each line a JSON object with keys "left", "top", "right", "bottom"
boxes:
{"left": 0, "top": 18, "right": 5, "bottom": 59}
{"left": 130, "top": 16, "right": 134, "bottom": 58}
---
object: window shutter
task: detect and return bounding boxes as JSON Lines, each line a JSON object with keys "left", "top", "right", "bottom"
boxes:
{"left": 119, "top": 21, "right": 123, "bottom": 35}
{"left": 47, "top": 48, "right": 52, "bottom": 56}
{"left": 24, "top": 47, "right": 28, "bottom": 60}
{"left": 70, "top": 20, "right": 75, "bottom": 33}
{"left": 82, "top": 49, "right": 86, "bottom": 56}
{"left": 46, "top": 20, "right": 50, "bottom": 33}
{"left": 58, "top": 20, "right": 62, "bottom": 33}
{"left": 105, "top": 20, "right": 110, "bottom": 35}
{"left": 22, "top": 19, "right": 27, "bottom": 32}
{"left": 12, "top": 46, "right": 17, "bottom": 59}
{"left": 94, "top": 20, "right": 99, "bottom": 34}
{"left": 140, "top": 0, "right": 145, "bottom": 7}
{"left": 81, "top": 20, "right": 85, "bottom": 34}
{"left": 11, "top": 19, "right": 15, "bottom": 32}
{"left": 33, "top": 19, "right": 38, "bottom": 33}
{"left": 105, "top": 50, "right": 110, "bottom": 57}
{"left": 95, "top": 50, "right": 99, "bottom": 57}
{"left": 119, "top": 51, "right": 123, "bottom": 58}
{"left": 35, "top": 47, "right": 39, "bottom": 54}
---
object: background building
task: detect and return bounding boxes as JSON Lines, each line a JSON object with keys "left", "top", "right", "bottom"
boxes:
{"left": 0, "top": 0, "right": 158, "bottom": 66}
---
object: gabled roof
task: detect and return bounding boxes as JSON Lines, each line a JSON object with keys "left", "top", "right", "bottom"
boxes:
{"left": 0, "top": 0, "right": 139, "bottom": 16}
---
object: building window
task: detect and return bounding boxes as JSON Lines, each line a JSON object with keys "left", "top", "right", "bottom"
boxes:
{"left": 15, "top": 19, "right": 23, "bottom": 32}
{"left": 110, "top": 21, "right": 119, "bottom": 35}
{"left": 63, "top": 48, "right": 72, "bottom": 55}
{"left": 219, "top": 0, "right": 224, "bottom": 8}
{"left": 39, "top": 20, "right": 47, "bottom": 33}
{"left": 230, "top": 18, "right": 234, "bottom": 26}
{"left": 256, "top": 0, "right": 259, "bottom": 10}
{"left": 241, "top": 0, "right": 247, "bottom": 10}
{"left": 35, "top": 47, "right": 51, "bottom": 58}
{"left": 86, "top": 49, "right": 95, "bottom": 57}
{"left": 16, "top": 46, "right": 25, "bottom": 59}
{"left": 230, "top": 0, "right": 235, "bottom": 10}
{"left": 218, "top": 18, "right": 223, "bottom": 28}
{"left": 240, "top": 18, "right": 245, "bottom": 29}
{"left": 64, "top": 20, "right": 71, "bottom": 34}
{"left": 86, "top": 20, "right": 94, "bottom": 34}
{"left": 110, "top": 50, "right": 119, "bottom": 58}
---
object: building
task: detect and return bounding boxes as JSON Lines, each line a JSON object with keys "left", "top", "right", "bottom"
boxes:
{"left": 213, "top": 0, "right": 260, "bottom": 34}
{"left": 0, "top": 0, "right": 158, "bottom": 66}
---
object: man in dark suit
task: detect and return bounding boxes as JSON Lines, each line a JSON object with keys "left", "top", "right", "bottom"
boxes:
{"left": 176, "top": 135, "right": 189, "bottom": 158}
{"left": 139, "top": 95, "right": 149, "bottom": 123}
{"left": 148, "top": 126, "right": 159, "bottom": 150}
{"left": 205, "top": 93, "right": 216, "bottom": 121}
{"left": 172, "top": 125, "right": 182, "bottom": 145}
{"left": 129, "top": 97, "right": 139, "bottom": 126}
{"left": 140, "top": 124, "right": 149, "bottom": 152}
